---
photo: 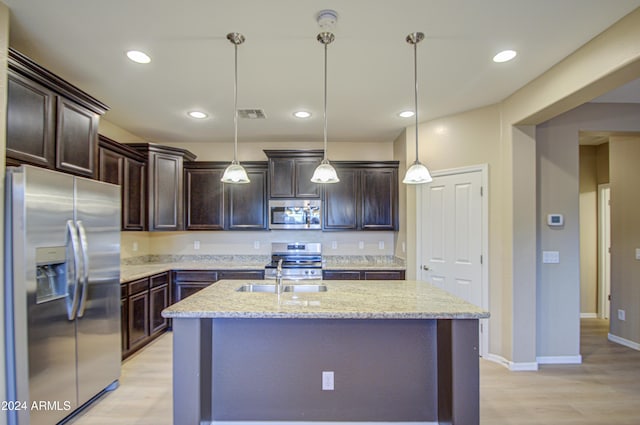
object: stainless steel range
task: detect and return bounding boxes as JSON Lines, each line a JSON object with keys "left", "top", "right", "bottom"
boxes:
{"left": 264, "top": 242, "right": 322, "bottom": 280}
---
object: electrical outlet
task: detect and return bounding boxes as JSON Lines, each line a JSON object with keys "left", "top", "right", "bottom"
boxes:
{"left": 402, "top": 242, "right": 406, "bottom": 253}
{"left": 378, "top": 241, "right": 385, "bottom": 250}
{"left": 194, "top": 240, "right": 200, "bottom": 250}
{"left": 358, "top": 241, "right": 364, "bottom": 250}
{"left": 322, "top": 371, "right": 334, "bottom": 391}
{"left": 331, "top": 241, "right": 338, "bottom": 250}
{"left": 253, "top": 241, "right": 260, "bottom": 249}
{"left": 132, "top": 242, "right": 138, "bottom": 252}
{"left": 618, "top": 309, "right": 626, "bottom": 321}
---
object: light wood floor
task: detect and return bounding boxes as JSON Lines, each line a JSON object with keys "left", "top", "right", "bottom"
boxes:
{"left": 68, "top": 319, "right": 640, "bottom": 424}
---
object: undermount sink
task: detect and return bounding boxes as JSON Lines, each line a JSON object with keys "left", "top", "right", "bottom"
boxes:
{"left": 236, "top": 283, "right": 328, "bottom": 293}
{"left": 284, "top": 284, "right": 328, "bottom": 293}
{"left": 236, "top": 284, "right": 277, "bottom": 293}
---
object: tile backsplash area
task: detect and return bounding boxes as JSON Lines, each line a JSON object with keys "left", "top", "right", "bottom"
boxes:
{"left": 121, "top": 230, "right": 399, "bottom": 260}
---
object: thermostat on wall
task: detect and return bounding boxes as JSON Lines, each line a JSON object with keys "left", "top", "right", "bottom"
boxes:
{"left": 547, "top": 214, "right": 564, "bottom": 227}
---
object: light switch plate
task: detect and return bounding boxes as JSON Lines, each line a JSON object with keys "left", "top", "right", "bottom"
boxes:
{"left": 635, "top": 249, "right": 640, "bottom": 260}
{"left": 542, "top": 251, "right": 560, "bottom": 263}
{"left": 322, "top": 371, "right": 334, "bottom": 391}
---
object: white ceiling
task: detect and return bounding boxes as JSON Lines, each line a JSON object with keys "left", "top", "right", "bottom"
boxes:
{"left": 4, "top": 0, "right": 640, "bottom": 146}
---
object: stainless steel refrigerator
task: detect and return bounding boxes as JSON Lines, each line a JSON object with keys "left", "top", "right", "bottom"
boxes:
{"left": 4, "top": 165, "right": 121, "bottom": 425}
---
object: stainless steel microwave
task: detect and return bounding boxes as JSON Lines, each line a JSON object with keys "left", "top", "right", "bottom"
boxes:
{"left": 269, "top": 200, "right": 321, "bottom": 230}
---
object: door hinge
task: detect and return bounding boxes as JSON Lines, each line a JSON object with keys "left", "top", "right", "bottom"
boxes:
{"left": 480, "top": 186, "right": 483, "bottom": 196}
{"left": 480, "top": 254, "right": 483, "bottom": 265}
{"left": 480, "top": 323, "right": 484, "bottom": 332}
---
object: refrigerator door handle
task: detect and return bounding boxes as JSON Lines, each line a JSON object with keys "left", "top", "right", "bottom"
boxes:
{"left": 66, "top": 220, "right": 82, "bottom": 320}
{"left": 76, "top": 220, "right": 90, "bottom": 318}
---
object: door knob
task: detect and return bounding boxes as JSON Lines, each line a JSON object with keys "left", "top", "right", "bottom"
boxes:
{"left": 422, "top": 265, "right": 429, "bottom": 271}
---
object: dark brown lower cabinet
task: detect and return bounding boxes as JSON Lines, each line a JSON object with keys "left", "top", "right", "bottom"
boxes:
{"left": 323, "top": 269, "right": 405, "bottom": 280}
{"left": 172, "top": 269, "right": 265, "bottom": 303}
{"left": 128, "top": 290, "right": 149, "bottom": 351}
{"left": 121, "top": 269, "right": 266, "bottom": 358}
{"left": 122, "top": 271, "right": 171, "bottom": 359}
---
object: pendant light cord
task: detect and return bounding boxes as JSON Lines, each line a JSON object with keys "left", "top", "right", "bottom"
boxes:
{"left": 233, "top": 42, "right": 239, "bottom": 163}
{"left": 323, "top": 40, "right": 328, "bottom": 161}
{"left": 413, "top": 39, "right": 419, "bottom": 163}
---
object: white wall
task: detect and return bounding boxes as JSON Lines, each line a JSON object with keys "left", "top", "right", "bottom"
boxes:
{"left": 402, "top": 8, "right": 640, "bottom": 367}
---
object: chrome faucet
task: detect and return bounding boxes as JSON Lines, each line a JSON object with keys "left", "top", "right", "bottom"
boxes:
{"left": 275, "top": 258, "right": 283, "bottom": 294}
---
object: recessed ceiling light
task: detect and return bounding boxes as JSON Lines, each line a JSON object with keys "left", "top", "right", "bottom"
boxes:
{"left": 493, "top": 50, "right": 517, "bottom": 63}
{"left": 399, "top": 110, "right": 415, "bottom": 118}
{"left": 126, "top": 50, "right": 151, "bottom": 64}
{"left": 293, "top": 111, "right": 311, "bottom": 118}
{"left": 188, "top": 111, "right": 208, "bottom": 119}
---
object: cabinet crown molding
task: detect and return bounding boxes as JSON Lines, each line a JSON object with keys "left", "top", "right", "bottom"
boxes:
{"left": 9, "top": 47, "right": 109, "bottom": 115}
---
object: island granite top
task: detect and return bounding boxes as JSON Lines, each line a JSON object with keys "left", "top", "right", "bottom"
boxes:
{"left": 162, "top": 279, "right": 489, "bottom": 320}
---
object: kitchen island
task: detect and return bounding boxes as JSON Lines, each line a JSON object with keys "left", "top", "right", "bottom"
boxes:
{"left": 162, "top": 279, "right": 489, "bottom": 425}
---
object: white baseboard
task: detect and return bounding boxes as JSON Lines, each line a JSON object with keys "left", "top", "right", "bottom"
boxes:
{"left": 483, "top": 352, "right": 539, "bottom": 371}
{"left": 580, "top": 313, "right": 598, "bottom": 319}
{"left": 608, "top": 333, "right": 640, "bottom": 351}
{"left": 537, "top": 355, "right": 582, "bottom": 364}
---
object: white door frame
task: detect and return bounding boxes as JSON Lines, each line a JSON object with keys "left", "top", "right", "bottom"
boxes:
{"left": 598, "top": 184, "right": 611, "bottom": 320}
{"left": 415, "top": 164, "right": 490, "bottom": 356}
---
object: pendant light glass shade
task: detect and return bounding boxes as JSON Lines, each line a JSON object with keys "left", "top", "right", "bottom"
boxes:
{"left": 311, "top": 32, "right": 339, "bottom": 184}
{"left": 403, "top": 160, "right": 433, "bottom": 184}
{"left": 222, "top": 160, "right": 250, "bottom": 183}
{"left": 311, "top": 159, "right": 340, "bottom": 183}
{"left": 402, "top": 32, "right": 433, "bottom": 185}
{"left": 221, "top": 32, "right": 250, "bottom": 184}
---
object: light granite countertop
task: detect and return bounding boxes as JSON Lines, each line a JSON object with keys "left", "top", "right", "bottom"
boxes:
{"left": 162, "top": 279, "right": 489, "bottom": 320}
{"left": 120, "top": 255, "right": 406, "bottom": 283}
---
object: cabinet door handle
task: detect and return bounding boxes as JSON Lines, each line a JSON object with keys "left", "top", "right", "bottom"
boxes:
{"left": 422, "top": 265, "right": 429, "bottom": 271}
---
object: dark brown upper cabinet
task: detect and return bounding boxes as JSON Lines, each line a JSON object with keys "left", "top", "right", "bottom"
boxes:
{"left": 183, "top": 162, "right": 268, "bottom": 231}
{"left": 128, "top": 143, "right": 196, "bottom": 231}
{"left": 6, "top": 48, "right": 108, "bottom": 178}
{"left": 226, "top": 163, "right": 268, "bottom": 230}
{"left": 98, "top": 135, "right": 147, "bottom": 231}
{"left": 264, "top": 150, "right": 322, "bottom": 198}
{"left": 184, "top": 162, "right": 225, "bottom": 230}
{"left": 323, "top": 162, "right": 399, "bottom": 231}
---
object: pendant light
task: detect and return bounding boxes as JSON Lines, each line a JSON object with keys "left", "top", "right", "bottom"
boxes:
{"left": 402, "top": 32, "right": 433, "bottom": 185}
{"left": 310, "top": 31, "right": 339, "bottom": 184}
{"left": 221, "top": 32, "right": 250, "bottom": 184}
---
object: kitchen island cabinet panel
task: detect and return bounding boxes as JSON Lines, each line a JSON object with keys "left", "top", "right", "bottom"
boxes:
{"left": 164, "top": 280, "right": 487, "bottom": 425}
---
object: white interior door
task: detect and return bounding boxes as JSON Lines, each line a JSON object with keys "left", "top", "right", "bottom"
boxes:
{"left": 598, "top": 184, "right": 611, "bottom": 320}
{"left": 419, "top": 168, "right": 487, "bottom": 353}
